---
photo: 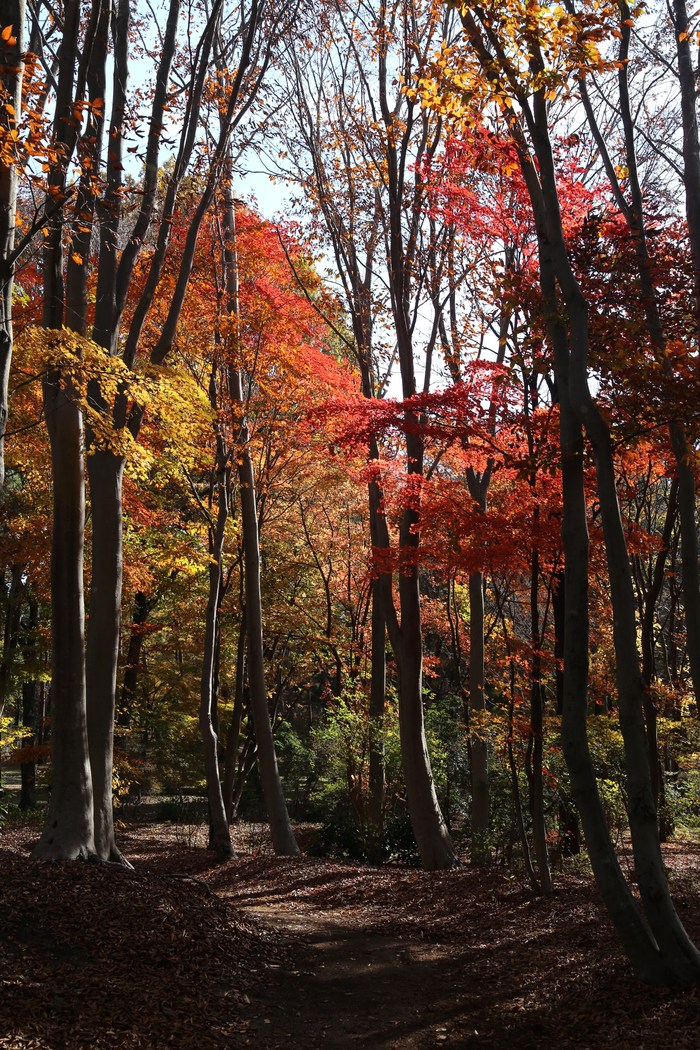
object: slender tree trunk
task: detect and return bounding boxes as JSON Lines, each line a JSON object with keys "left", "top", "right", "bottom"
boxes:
{"left": 527, "top": 566, "right": 552, "bottom": 895}
{"left": 233, "top": 422, "right": 298, "bottom": 854}
{"left": 231, "top": 741, "right": 257, "bottom": 819}
{"left": 673, "top": 0, "right": 700, "bottom": 719}
{"left": 19, "top": 597, "right": 38, "bottom": 810}
{"left": 0, "top": 563, "right": 23, "bottom": 713}
{"left": 460, "top": 6, "right": 700, "bottom": 980}
{"left": 367, "top": 577, "right": 386, "bottom": 861}
{"left": 367, "top": 453, "right": 386, "bottom": 860}
{"left": 375, "top": 471, "right": 456, "bottom": 869}
{"left": 0, "top": 0, "right": 24, "bottom": 500}
{"left": 395, "top": 558, "right": 455, "bottom": 870}
{"left": 507, "top": 672, "right": 539, "bottom": 893}
{"left": 223, "top": 610, "right": 246, "bottom": 822}
{"left": 200, "top": 468, "right": 233, "bottom": 859}
{"left": 224, "top": 191, "right": 298, "bottom": 856}
{"left": 468, "top": 570, "right": 489, "bottom": 864}
{"left": 581, "top": 7, "right": 700, "bottom": 718}
{"left": 118, "top": 590, "right": 154, "bottom": 739}
{"left": 19, "top": 679, "right": 37, "bottom": 810}
{"left": 638, "top": 479, "right": 678, "bottom": 821}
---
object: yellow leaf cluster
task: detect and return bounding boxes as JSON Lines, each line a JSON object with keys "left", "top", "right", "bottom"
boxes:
{"left": 421, "top": 0, "right": 631, "bottom": 124}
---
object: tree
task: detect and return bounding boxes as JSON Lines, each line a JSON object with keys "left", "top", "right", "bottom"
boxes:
{"left": 0, "top": 0, "right": 25, "bottom": 500}
{"left": 29, "top": 0, "right": 276, "bottom": 861}
{"left": 431, "top": 0, "right": 700, "bottom": 984}
{"left": 279, "top": 0, "right": 458, "bottom": 870}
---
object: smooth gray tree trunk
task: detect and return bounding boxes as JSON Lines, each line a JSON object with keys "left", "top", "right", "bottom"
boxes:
{"left": 199, "top": 466, "right": 233, "bottom": 859}
{"left": 230, "top": 391, "right": 298, "bottom": 855}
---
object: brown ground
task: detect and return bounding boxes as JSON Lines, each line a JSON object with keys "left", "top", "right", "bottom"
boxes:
{"left": 2, "top": 821, "right": 700, "bottom": 1049}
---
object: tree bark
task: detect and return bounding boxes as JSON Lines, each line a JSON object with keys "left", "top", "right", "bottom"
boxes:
{"left": 530, "top": 83, "right": 700, "bottom": 982}
{"left": 0, "top": 0, "right": 24, "bottom": 500}
{"left": 85, "top": 449, "right": 130, "bottom": 863}
{"left": 468, "top": 570, "right": 489, "bottom": 864}
{"left": 223, "top": 188, "right": 298, "bottom": 856}
{"left": 199, "top": 465, "right": 233, "bottom": 859}
{"left": 34, "top": 378, "right": 94, "bottom": 859}
{"left": 527, "top": 548, "right": 552, "bottom": 894}
{"left": 19, "top": 597, "right": 38, "bottom": 810}
{"left": 230, "top": 381, "right": 298, "bottom": 855}
{"left": 367, "top": 577, "right": 386, "bottom": 861}
{"left": 223, "top": 609, "right": 247, "bottom": 822}
{"left": 34, "top": 0, "right": 106, "bottom": 861}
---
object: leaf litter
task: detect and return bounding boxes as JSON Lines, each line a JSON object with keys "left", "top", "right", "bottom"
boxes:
{"left": 2, "top": 824, "right": 700, "bottom": 1048}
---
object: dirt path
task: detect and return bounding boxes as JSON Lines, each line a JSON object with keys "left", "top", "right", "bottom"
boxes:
{"left": 240, "top": 902, "right": 467, "bottom": 1049}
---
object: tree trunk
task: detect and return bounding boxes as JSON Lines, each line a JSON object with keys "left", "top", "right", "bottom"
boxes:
{"left": 672, "top": 0, "right": 700, "bottom": 717}
{"left": 527, "top": 549, "right": 552, "bottom": 894}
{"left": 222, "top": 180, "right": 298, "bottom": 856}
{"left": 233, "top": 420, "right": 298, "bottom": 855}
{"left": 118, "top": 590, "right": 154, "bottom": 740}
{"left": 199, "top": 459, "right": 233, "bottom": 860}
{"left": 85, "top": 448, "right": 130, "bottom": 864}
{"left": 395, "top": 562, "right": 455, "bottom": 870}
{"left": 19, "top": 597, "right": 39, "bottom": 811}
{"left": 533, "top": 98, "right": 700, "bottom": 982}
{"left": 34, "top": 379, "right": 94, "bottom": 860}
{"left": 468, "top": 570, "right": 489, "bottom": 864}
{"left": 0, "top": 563, "right": 23, "bottom": 715}
{"left": 223, "top": 609, "right": 246, "bottom": 822}
{"left": 19, "top": 678, "right": 38, "bottom": 810}
{"left": 374, "top": 468, "right": 456, "bottom": 869}
{"left": 367, "top": 577, "right": 386, "bottom": 861}
{"left": 0, "top": 0, "right": 24, "bottom": 500}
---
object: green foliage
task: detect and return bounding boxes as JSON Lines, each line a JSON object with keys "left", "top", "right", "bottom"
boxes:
{"left": 299, "top": 686, "right": 468, "bottom": 863}
{"left": 274, "top": 720, "right": 315, "bottom": 813}
{"left": 424, "top": 690, "right": 470, "bottom": 825}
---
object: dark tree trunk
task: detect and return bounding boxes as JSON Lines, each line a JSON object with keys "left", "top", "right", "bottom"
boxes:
{"left": 85, "top": 449, "right": 129, "bottom": 863}
{"left": 119, "top": 590, "right": 154, "bottom": 738}
{"left": 526, "top": 77, "right": 700, "bottom": 981}
{"left": 34, "top": 0, "right": 107, "bottom": 862}
{"left": 367, "top": 577, "right": 386, "bottom": 861}
{"left": 34, "top": 378, "right": 94, "bottom": 860}
{"left": 232, "top": 412, "right": 298, "bottom": 855}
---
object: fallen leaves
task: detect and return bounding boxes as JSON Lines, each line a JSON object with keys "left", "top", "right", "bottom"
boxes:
{"left": 2, "top": 824, "right": 700, "bottom": 1048}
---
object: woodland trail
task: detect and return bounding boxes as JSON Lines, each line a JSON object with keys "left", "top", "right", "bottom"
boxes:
{"left": 239, "top": 902, "right": 467, "bottom": 1049}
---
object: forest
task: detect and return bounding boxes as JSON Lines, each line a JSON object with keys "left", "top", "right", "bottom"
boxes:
{"left": 3, "top": 0, "right": 700, "bottom": 1045}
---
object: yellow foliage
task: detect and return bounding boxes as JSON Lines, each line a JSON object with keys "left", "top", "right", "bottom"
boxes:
{"left": 16, "top": 327, "right": 214, "bottom": 482}
{"left": 419, "top": 0, "right": 631, "bottom": 125}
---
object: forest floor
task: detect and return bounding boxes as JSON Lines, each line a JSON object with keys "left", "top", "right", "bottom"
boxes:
{"left": 2, "top": 820, "right": 700, "bottom": 1049}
